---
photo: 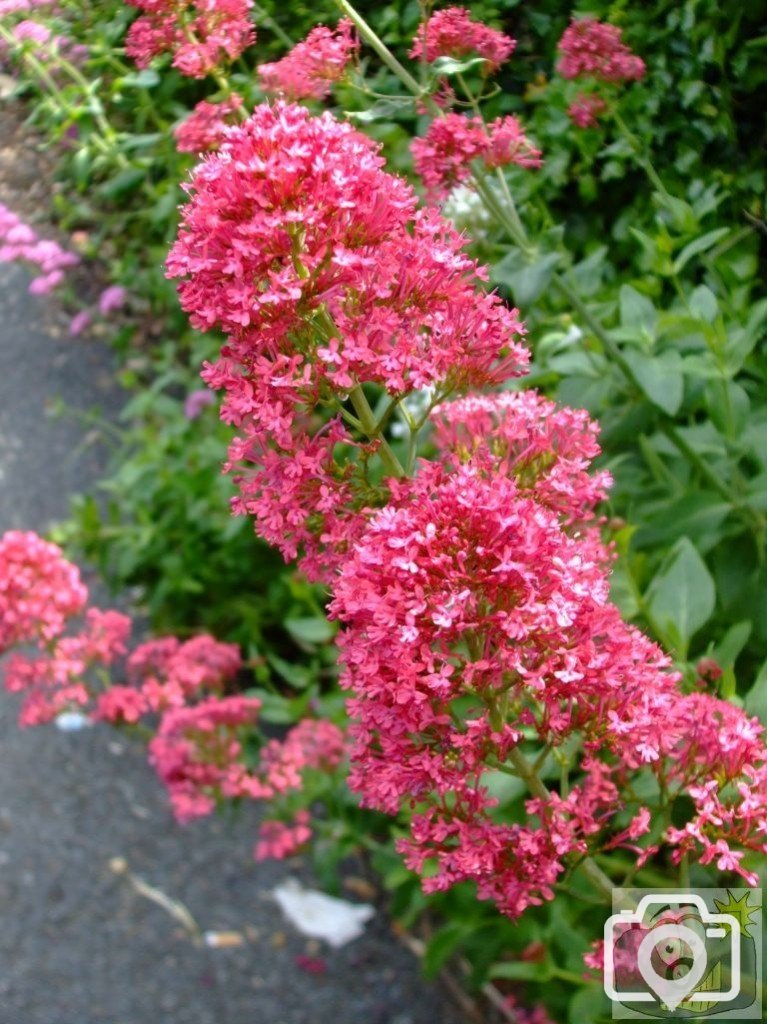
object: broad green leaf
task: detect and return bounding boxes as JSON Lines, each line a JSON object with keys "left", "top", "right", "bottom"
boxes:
{"left": 644, "top": 537, "right": 716, "bottom": 654}
{"left": 423, "top": 923, "right": 469, "bottom": 978}
{"left": 624, "top": 349, "right": 684, "bottom": 415}
{"left": 672, "top": 227, "right": 730, "bottom": 274}
{"left": 492, "top": 251, "right": 560, "bottom": 305}
{"left": 568, "top": 984, "right": 610, "bottom": 1024}
{"left": 689, "top": 285, "right": 719, "bottom": 323}
{"left": 619, "top": 285, "right": 657, "bottom": 336}
{"left": 284, "top": 615, "right": 335, "bottom": 646}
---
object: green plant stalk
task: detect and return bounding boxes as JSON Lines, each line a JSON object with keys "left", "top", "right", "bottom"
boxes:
{"left": 507, "top": 746, "right": 616, "bottom": 902}
{"left": 334, "top": 0, "right": 425, "bottom": 100}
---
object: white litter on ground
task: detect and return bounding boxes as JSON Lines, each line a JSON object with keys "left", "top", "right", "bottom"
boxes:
{"left": 55, "top": 712, "right": 92, "bottom": 731}
{"left": 272, "top": 878, "right": 375, "bottom": 948}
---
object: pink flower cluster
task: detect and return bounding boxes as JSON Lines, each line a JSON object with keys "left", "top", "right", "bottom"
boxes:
{"left": 410, "top": 6, "right": 515, "bottom": 73}
{"left": 0, "top": 531, "right": 86, "bottom": 651}
{"left": 0, "top": 201, "right": 78, "bottom": 295}
{"left": 567, "top": 92, "right": 607, "bottom": 129}
{"left": 173, "top": 94, "right": 243, "bottom": 153}
{"left": 330, "top": 430, "right": 767, "bottom": 912}
{"left": 0, "top": 530, "right": 344, "bottom": 855}
{"left": 557, "top": 17, "right": 645, "bottom": 84}
{"left": 125, "top": 0, "right": 254, "bottom": 78}
{"left": 167, "top": 102, "right": 527, "bottom": 580}
{"left": 411, "top": 113, "right": 542, "bottom": 201}
{"left": 258, "top": 19, "right": 358, "bottom": 101}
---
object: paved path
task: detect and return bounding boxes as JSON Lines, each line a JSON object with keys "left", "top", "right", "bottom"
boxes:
{"left": 0, "top": 262, "right": 460, "bottom": 1024}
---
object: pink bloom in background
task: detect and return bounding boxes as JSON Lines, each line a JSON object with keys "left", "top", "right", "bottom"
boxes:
{"left": 484, "top": 116, "right": 543, "bottom": 170}
{"left": 126, "top": 0, "right": 255, "bottom": 78}
{"left": 0, "top": 0, "right": 55, "bottom": 12}
{"left": 258, "top": 19, "right": 358, "bottom": 100}
{"left": 12, "top": 19, "right": 51, "bottom": 44}
{"left": 148, "top": 694, "right": 262, "bottom": 821}
{"left": 68, "top": 310, "right": 92, "bottom": 336}
{"left": 128, "top": 632, "right": 241, "bottom": 711}
{"left": 98, "top": 284, "right": 127, "bottom": 315}
{"left": 411, "top": 113, "right": 541, "bottom": 200}
{"left": 184, "top": 387, "right": 215, "bottom": 419}
{"left": 567, "top": 92, "right": 607, "bottom": 128}
{"left": 0, "top": 202, "right": 78, "bottom": 296}
{"left": 174, "top": 94, "right": 243, "bottom": 153}
{"left": 255, "top": 810, "right": 312, "bottom": 861}
{"left": 558, "top": 17, "right": 645, "bottom": 84}
{"left": 411, "top": 113, "right": 488, "bottom": 197}
{"left": 0, "top": 531, "right": 87, "bottom": 651}
{"left": 411, "top": 6, "right": 516, "bottom": 73}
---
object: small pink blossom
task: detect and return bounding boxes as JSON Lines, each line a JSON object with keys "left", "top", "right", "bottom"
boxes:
{"left": 558, "top": 18, "right": 645, "bottom": 84}
{"left": 258, "top": 19, "right": 358, "bottom": 100}
{"left": 411, "top": 6, "right": 515, "bottom": 73}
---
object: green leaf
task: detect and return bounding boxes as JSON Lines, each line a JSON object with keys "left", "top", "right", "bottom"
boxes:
{"left": 689, "top": 285, "right": 719, "bottom": 323}
{"left": 624, "top": 350, "right": 684, "bottom": 415}
{"left": 430, "top": 55, "right": 488, "bottom": 76}
{"left": 619, "top": 285, "right": 657, "bottom": 336}
{"left": 644, "top": 537, "right": 716, "bottom": 654}
{"left": 284, "top": 615, "right": 335, "bottom": 646}
{"left": 492, "top": 251, "right": 560, "bottom": 306}
{"left": 710, "top": 621, "right": 752, "bottom": 670}
{"left": 423, "top": 923, "right": 468, "bottom": 978}
{"left": 568, "top": 983, "right": 610, "bottom": 1024}
{"left": 98, "top": 166, "right": 145, "bottom": 200}
{"left": 490, "top": 960, "right": 551, "bottom": 982}
{"left": 745, "top": 660, "right": 767, "bottom": 723}
{"left": 673, "top": 227, "right": 730, "bottom": 274}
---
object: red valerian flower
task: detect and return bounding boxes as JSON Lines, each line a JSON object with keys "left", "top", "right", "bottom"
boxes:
{"left": 567, "top": 92, "right": 607, "bottom": 128}
{"left": 411, "top": 113, "right": 541, "bottom": 200}
{"left": 557, "top": 17, "right": 645, "bottom": 84}
{"left": 258, "top": 19, "right": 358, "bottom": 100}
{"left": 174, "top": 94, "right": 244, "bottom": 153}
{"left": 411, "top": 6, "right": 515, "bottom": 73}
{"left": 125, "top": 0, "right": 254, "bottom": 78}
{"left": 0, "top": 531, "right": 87, "bottom": 650}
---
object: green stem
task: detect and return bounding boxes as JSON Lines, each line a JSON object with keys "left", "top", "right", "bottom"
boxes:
{"left": 251, "top": 3, "right": 294, "bottom": 49}
{"left": 349, "top": 386, "right": 405, "bottom": 478}
{"left": 334, "top": 0, "right": 423, "bottom": 98}
{"left": 506, "top": 746, "right": 616, "bottom": 902}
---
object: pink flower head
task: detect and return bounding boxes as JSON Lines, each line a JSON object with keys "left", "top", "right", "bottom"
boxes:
{"left": 557, "top": 18, "right": 645, "bottom": 84}
{"left": 12, "top": 19, "right": 51, "bottom": 44}
{"left": 411, "top": 113, "right": 488, "bottom": 197}
{"left": 126, "top": 0, "right": 255, "bottom": 78}
{"left": 128, "top": 633, "right": 241, "bottom": 711}
{"left": 184, "top": 387, "right": 215, "bottom": 418}
{"left": 411, "top": 113, "right": 541, "bottom": 200}
{"left": 149, "top": 695, "right": 262, "bottom": 821}
{"left": 567, "top": 92, "right": 607, "bottom": 128}
{"left": 484, "top": 116, "right": 543, "bottom": 170}
{"left": 98, "top": 284, "right": 127, "bottom": 316}
{"left": 411, "top": 6, "right": 515, "bottom": 73}
{"left": 68, "top": 310, "right": 92, "bottom": 336}
{"left": 169, "top": 103, "right": 527, "bottom": 580}
{"left": 0, "top": 531, "right": 87, "bottom": 651}
{"left": 255, "top": 810, "right": 312, "bottom": 861}
{"left": 431, "top": 390, "right": 611, "bottom": 523}
{"left": 174, "top": 94, "right": 243, "bottom": 153}
{"left": 258, "top": 19, "right": 358, "bottom": 101}
{"left": 95, "top": 685, "right": 148, "bottom": 724}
